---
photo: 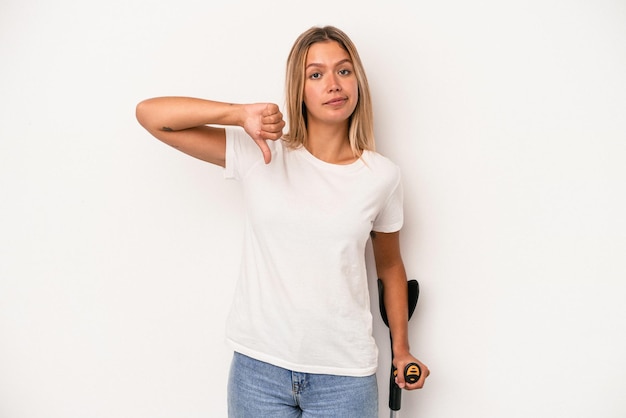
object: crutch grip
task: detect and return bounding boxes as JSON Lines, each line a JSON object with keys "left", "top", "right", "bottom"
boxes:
{"left": 392, "top": 362, "right": 422, "bottom": 384}
{"left": 404, "top": 362, "right": 421, "bottom": 384}
{"left": 390, "top": 362, "right": 421, "bottom": 410}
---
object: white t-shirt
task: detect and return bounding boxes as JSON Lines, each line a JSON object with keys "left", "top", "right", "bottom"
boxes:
{"left": 223, "top": 127, "right": 403, "bottom": 377}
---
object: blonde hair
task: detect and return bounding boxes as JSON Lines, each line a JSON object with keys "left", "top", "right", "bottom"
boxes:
{"left": 283, "top": 26, "right": 375, "bottom": 156}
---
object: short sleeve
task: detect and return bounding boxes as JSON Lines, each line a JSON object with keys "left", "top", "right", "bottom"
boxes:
{"left": 223, "top": 127, "right": 266, "bottom": 180}
{"left": 372, "top": 170, "right": 404, "bottom": 233}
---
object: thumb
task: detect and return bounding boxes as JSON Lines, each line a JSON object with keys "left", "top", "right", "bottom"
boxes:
{"left": 253, "top": 136, "right": 272, "bottom": 164}
{"left": 394, "top": 363, "right": 407, "bottom": 389}
{"left": 395, "top": 373, "right": 407, "bottom": 389}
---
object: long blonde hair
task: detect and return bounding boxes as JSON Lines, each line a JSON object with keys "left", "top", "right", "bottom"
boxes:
{"left": 282, "top": 26, "right": 375, "bottom": 156}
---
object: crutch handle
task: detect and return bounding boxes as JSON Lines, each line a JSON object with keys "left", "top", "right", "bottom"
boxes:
{"left": 404, "top": 362, "right": 421, "bottom": 384}
{"left": 392, "top": 362, "right": 422, "bottom": 384}
{"left": 390, "top": 362, "right": 421, "bottom": 410}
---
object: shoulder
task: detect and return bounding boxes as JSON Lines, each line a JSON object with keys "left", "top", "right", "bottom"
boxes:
{"left": 361, "top": 150, "right": 401, "bottom": 177}
{"left": 357, "top": 151, "right": 403, "bottom": 199}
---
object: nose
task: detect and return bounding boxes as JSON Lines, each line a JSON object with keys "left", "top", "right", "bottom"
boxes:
{"left": 327, "top": 73, "right": 341, "bottom": 92}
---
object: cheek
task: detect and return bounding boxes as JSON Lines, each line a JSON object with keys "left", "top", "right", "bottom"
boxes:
{"left": 303, "top": 84, "right": 317, "bottom": 107}
{"left": 349, "top": 79, "right": 359, "bottom": 97}
{"left": 348, "top": 81, "right": 359, "bottom": 109}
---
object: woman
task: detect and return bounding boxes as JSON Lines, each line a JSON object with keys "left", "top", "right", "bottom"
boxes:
{"left": 136, "top": 25, "right": 428, "bottom": 418}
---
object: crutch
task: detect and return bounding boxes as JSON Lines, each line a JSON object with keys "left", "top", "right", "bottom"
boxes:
{"left": 377, "top": 278, "right": 421, "bottom": 418}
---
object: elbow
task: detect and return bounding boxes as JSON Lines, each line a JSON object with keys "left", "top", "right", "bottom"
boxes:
{"left": 136, "top": 98, "right": 175, "bottom": 134}
{"left": 135, "top": 99, "right": 152, "bottom": 129}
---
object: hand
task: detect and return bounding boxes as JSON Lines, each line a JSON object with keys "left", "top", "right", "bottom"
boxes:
{"left": 393, "top": 353, "right": 430, "bottom": 390}
{"left": 242, "top": 103, "right": 285, "bottom": 164}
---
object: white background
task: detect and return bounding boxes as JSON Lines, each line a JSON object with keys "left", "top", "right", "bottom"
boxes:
{"left": 1, "top": 1, "right": 625, "bottom": 417}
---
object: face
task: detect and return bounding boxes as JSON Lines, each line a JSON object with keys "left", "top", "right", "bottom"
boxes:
{"left": 303, "top": 40, "right": 359, "bottom": 127}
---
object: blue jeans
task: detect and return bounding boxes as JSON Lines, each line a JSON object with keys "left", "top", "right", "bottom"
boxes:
{"left": 227, "top": 352, "right": 378, "bottom": 418}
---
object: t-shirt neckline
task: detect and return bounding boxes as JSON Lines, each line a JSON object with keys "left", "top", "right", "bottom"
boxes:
{"left": 296, "top": 145, "right": 367, "bottom": 173}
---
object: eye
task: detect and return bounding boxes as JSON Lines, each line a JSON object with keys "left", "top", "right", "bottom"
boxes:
{"left": 309, "top": 72, "right": 322, "bottom": 80}
{"left": 339, "top": 68, "right": 352, "bottom": 76}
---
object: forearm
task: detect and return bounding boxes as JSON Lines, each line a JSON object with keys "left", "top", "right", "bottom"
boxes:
{"left": 371, "top": 231, "right": 411, "bottom": 354}
{"left": 136, "top": 97, "right": 245, "bottom": 133}
{"left": 381, "top": 264, "right": 412, "bottom": 355}
{"left": 136, "top": 96, "right": 284, "bottom": 165}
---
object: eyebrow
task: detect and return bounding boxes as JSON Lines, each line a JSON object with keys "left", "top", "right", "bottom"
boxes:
{"left": 305, "top": 58, "right": 353, "bottom": 70}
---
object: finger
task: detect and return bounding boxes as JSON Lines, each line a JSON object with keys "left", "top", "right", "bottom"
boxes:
{"left": 258, "top": 101, "right": 283, "bottom": 128}
{"left": 262, "top": 113, "right": 284, "bottom": 129}
{"left": 260, "top": 125, "right": 284, "bottom": 140}
{"left": 394, "top": 366, "right": 407, "bottom": 389}
{"left": 253, "top": 137, "right": 272, "bottom": 164}
{"left": 262, "top": 103, "right": 279, "bottom": 117}
{"left": 262, "top": 117, "right": 285, "bottom": 130}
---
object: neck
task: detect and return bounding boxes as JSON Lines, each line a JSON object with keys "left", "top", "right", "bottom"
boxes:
{"left": 305, "top": 122, "right": 356, "bottom": 165}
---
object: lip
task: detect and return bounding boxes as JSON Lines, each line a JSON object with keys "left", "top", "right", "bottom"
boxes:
{"left": 324, "top": 97, "right": 348, "bottom": 106}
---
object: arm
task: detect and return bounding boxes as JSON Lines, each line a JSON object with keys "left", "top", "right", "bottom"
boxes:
{"left": 371, "top": 230, "right": 429, "bottom": 390}
{"left": 135, "top": 97, "right": 285, "bottom": 166}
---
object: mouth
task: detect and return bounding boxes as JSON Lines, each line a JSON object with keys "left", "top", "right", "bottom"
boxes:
{"left": 324, "top": 97, "right": 348, "bottom": 106}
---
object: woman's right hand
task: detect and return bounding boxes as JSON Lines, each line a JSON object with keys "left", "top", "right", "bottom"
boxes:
{"left": 136, "top": 97, "right": 285, "bottom": 166}
{"left": 242, "top": 103, "right": 286, "bottom": 164}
